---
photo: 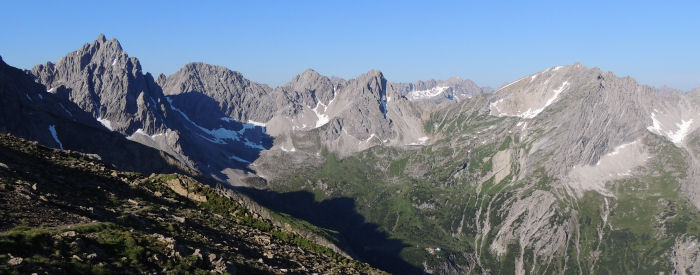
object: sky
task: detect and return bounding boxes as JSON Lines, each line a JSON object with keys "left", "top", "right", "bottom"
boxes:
{"left": 2, "top": 1, "right": 699, "bottom": 90}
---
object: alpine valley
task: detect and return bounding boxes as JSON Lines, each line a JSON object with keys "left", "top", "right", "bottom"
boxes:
{"left": 2, "top": 34, "right": 700, "bottom": 274}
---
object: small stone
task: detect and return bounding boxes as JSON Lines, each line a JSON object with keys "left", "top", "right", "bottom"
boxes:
{"left": 72, "top": 255, "right": 83, "bottom": 262}
{"left": 111, "top": 171, "right": 118, "bottom": 177}
{"left": 172, "top": 215, "right": 185, "bottom": 223}
{"left": 8, "top": 254, "right": 23, "bottom": 266}
{"left": 192, "top": 248, "right": 202, "bottom": 259}
{"left": 154, "top": 191, "right": 162, "bottom": 197}
{"left": 61, "top": 231, "right": 77, "bottom": 237}
{"left": 208, "top": 253, "right": 217, "bottom": 262}
{"left": 87, "top": 253, "right": 97, "bottom": 259}
{"left": 258, "top": 258, "right": 264, "bottom": 263}
{"left": 31, "top": 183, "right": 37, "bottom": 190}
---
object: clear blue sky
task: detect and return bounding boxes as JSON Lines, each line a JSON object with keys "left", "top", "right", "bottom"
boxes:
{"left": 2, "top": 1, "right": 699, "bottom": 90}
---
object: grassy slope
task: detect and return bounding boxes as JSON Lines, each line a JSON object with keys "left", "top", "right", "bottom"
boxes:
{"left": 268, "top": 108, "right": 700, "bottom": 274}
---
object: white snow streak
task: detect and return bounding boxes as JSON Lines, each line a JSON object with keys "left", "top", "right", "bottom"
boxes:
{"left": 48, "top": 125, "right": 63, "bottom": 149}
{"left": 229, "top": 155, "right": 251, "bottom": 164}
{"left": 496, "top": 76, "right": 528, "bottom": 92}
{"left": 96, "top": 117, "right": 113, "bottom": 131}
{"left": 247, "top": 120, "right": 266, "bottom": 127}
{"left": 517, "top": 81, "right": 569, "bottom": 119}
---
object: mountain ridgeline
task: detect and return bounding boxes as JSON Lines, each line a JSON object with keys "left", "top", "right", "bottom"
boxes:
{"left": 2, "top": 34, "right": 700, "bottom": 274}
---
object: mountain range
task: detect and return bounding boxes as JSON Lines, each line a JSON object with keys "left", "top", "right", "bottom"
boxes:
{"left": 2, "top": 34, "right": 700, "bottom": 274}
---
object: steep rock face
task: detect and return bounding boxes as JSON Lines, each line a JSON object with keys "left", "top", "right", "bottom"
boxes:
{"left": 485, "top": 63, "right": 700, "bottom": 207}
{"left": 264, "top": 69, "right": 426, "bottom": 156}
{"left": 31, "top": 34, "right": 167, "bottom": 135}
{"left": 264, "top": 69, "right": 340, "bottom": 134}
{"left": 163, "top": 64, "right": 428, "bottom": 158}
{"left": 0, "top": 55, "right": 190, "bottom": 174}
{"left": 160, "top": 62, "right": 274, "bottom": 122}
{"left": 487, "top": 64, "right": 649, "bottom": 178}
{"left": 28, "top": 35, "right": 273, "bottom": 185}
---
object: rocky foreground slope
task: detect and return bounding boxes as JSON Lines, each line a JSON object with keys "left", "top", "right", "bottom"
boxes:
{"left": 0, "top": 134, "right": 384, "bottom": 274}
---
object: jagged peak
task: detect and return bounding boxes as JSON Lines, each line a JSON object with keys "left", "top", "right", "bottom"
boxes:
{"left": 298, "top": 68, "right": 322, "bottom": 79}
{"left": 90, "top": 34, "right": 123, "bottom": 52}
{"left": 364, "top": 69, "right": 384, "bottom": 78}
{"left": 447, "top": 76, "right": 463, "bottom": 81}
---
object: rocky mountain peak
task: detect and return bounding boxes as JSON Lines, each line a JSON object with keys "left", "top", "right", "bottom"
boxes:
{"left": 161, "top": 62, "right": 274, "bottom": 122}
{"left": 28, "top": 34, "right": 165, "bottom": 134}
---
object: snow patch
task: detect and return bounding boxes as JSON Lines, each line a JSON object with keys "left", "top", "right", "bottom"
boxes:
{"left": 37, "top": 93, "right": 43, "bottom": 100}
{"left": 167, "top": 97, "right": 254, "bottom": 144}
{"left": 494, "top": 81, "right": 569, "bottom": 119}
{"left": 25, "top": 94, "right": 32, "bottom": 101}
{"left": 247, "top": 120, "right": 266, "bottom": 127}
{"left": 59, "top": 104, "right": 72, "bottom": 117}
{"left": 647, "top": 111, "right": 694, "bottom": 144}
{"left": 243, "top": 138, "right": 266, "bottom": 150}
{"left": 47, "top": 87, "right": 56, "bottom": 93}
{"left": 647, "top": 113, "right": 663, "bottom": 134}
{"left": 229, "top": 155, "right": 251, "bottom": 164}
{"left": 280, "top": 145, "right": 296, "bottom": 152}
{"left": 517, "top": 81, "right": 569, "bottom": 119}
{"left": 408, "top": 86, "right": 449, "bottom": 101}
{"left": 48, "top": 125, "right": 63, "bottom": 149}
{"left": 669, "top": 119, "right": 693, "bottom": 144}
{"left": 312, "top": 101, "right": 330, "bottom": 128}
{"left": 408, "top": 136, "right": 429, "bottom": 146}
{"left": 362, "top": 134, "right": 377, "bottom": 143}
{"left": 126, "top": 128, "right": 166, "bottom": 141}
{"left": 96, "top": 117, "right": 113, "bottom": 131}
{"left": 112, "top": 58, "right": 117, "bottom": 66}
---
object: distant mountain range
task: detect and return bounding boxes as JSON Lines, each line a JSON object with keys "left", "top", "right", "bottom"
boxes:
{"left": 2, "top": 34, "right": 700, "bottom": 274}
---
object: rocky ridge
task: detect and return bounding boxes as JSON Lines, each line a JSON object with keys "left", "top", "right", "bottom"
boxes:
{"left": 0, "top": 134, "right": 384, "bottom": 274}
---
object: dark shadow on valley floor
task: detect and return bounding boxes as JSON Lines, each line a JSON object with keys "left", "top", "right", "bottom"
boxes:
{"left": 236, "top": 187, "right": 426, "bottom": 275}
